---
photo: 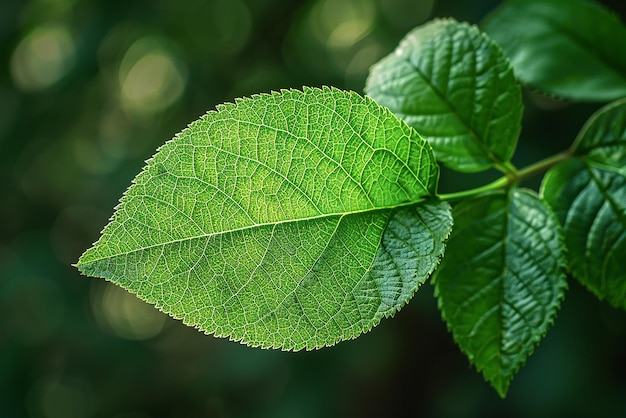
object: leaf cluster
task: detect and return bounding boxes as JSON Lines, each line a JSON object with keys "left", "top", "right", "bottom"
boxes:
{"left": 76, "top": 0, "right": 626, "bottom": 397}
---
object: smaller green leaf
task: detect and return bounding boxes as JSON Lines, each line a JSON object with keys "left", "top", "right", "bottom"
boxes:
{"left": 483, "top": 0, "right": 626, "bottom": 101}
{"left": 433, "top": 189, "right": 567, "bottom": 397}
{"left": 571, "top": 98, "right": 626, "bottom": 166}
{"left": 365, "top": 19, "right": 522, "bottom": 173}
{"left": 542, "top": 99, "right": 626, "bottom": 310}
{"left": 542, "top": 161, "right": 626, "bottom": 309}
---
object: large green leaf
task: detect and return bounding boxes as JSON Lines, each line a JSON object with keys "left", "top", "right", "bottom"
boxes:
{"left": 365, "top": 19, "right": 522, "bottom": 173}
{"left": 76, "top": 87, "right": 452, "bottom": 350}
{"left": 483, "top": 0, "right": 626, "bottom": 101}
{"left": 433, "top": 189, "right": 567, "bottom": 397}
{"left": 542, "top": 99, "right": 626, "bottom": 309}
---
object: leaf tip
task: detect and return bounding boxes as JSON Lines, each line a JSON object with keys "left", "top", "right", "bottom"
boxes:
{"left": 493, "top": 379, "right": 511, "bottom": 399}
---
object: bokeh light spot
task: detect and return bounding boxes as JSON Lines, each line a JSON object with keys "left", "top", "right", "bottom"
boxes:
{"left": 311, "top": 0, "right": 376, "bottom": 50}
{"left": 212, "top": 0, "right": 252, "bottom": 53}
{"left": 118, "top": 37, "right": 187, "bottom": 116}
{"left": 345, "top": 40, "right": 385, "bottom": 77}
{"left": 91, "top": 282, "right": 167, "bottom": 341}
{"left": 10, "top": 24, "right": 76, "bottom": 92}
{"left": 328, "top": 19, "right": 373, "bottom": 49}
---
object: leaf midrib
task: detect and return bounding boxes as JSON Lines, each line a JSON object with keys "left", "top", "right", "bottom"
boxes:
{"left": 209, "top": 111, "right": 428, "bottom": 210}
{"left": 77, "top": 198, "right": 427, "bottom": 266}
{"left": 401, "top": 43, "right": 503, "bottom": 167}
{"left": 586, "top": 163, "right": 626, "bottom": 228}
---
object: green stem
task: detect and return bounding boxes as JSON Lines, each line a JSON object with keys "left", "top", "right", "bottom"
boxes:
{"left": 514, "top": 150, "right": 572, "bottom": 182}
{"left": 437, "top": 176, "right": 510, "bottom": 201}
{"left": 437, "top": 150, "right": 572, "bottom": 202}
{"left": 494, "top": 160, "right": 518, "bottom": 175}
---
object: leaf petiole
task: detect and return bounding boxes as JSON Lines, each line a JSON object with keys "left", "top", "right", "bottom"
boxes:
{"left": 515, "top": 150, "right": 572, "bottom": 181}
{"left": 437, "top": 150, "right": 572, "bottom": 202}
{"left": 436, "top": 176, "right": 509, "bottom": 202}
{"left": 494, "top": 160, "right": 518, "bottom": 176}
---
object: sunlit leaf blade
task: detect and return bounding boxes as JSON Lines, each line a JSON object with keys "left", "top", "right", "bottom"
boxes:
{"left": 542, "top": 100, "right": 626, "bottom": 309}
{"left": 433, "top": 189, "right": 567, "bottom": 397}
{"left": 76, "top": 87, "right": 450, "bottom": 350}
{"left": 482, "top": 0, "right": 626, "bottom": 101}
{"left": 365, "top": 19, "right": 522, "bottom": 172}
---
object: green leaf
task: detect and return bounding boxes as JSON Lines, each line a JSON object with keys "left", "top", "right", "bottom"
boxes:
{"left": 433, "top": 189, "right": 567, "bottom": 397}
{"left": 365, "top": 19, "right": 523, "bottom": 173}
{"left": 76, "top": 87, "right": 452, "bottom": 350}
{"left": 542, "top": 99, "right": 626, "bottom": 309}
{"left": 482, "top": 0, "right": 626, "bottom": 102}
{"left": 571, "top": 98, "right": 626, "bottom": 166}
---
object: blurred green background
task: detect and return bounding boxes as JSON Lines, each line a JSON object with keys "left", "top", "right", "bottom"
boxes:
{"left": 2, "top": 0, "right": 626, "bottom": 417}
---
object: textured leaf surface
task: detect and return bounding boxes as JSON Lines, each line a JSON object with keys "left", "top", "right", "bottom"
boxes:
{"left": 483, "top": 0, "right": 626, "bottom": 101}
{"left": 542, "top": 99, "right": 626, "bottom": 309}
{"left": 76, "top": 87, "right": 451, "bottom": 350}
{"left": 433, "top": 189, "right": 567, "bottom": 397}
{"left": 365, "top": 19, "right": 522, "bottom": 172}
{"left": 571, "top": 98, "right": 626, "bottom": 166}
